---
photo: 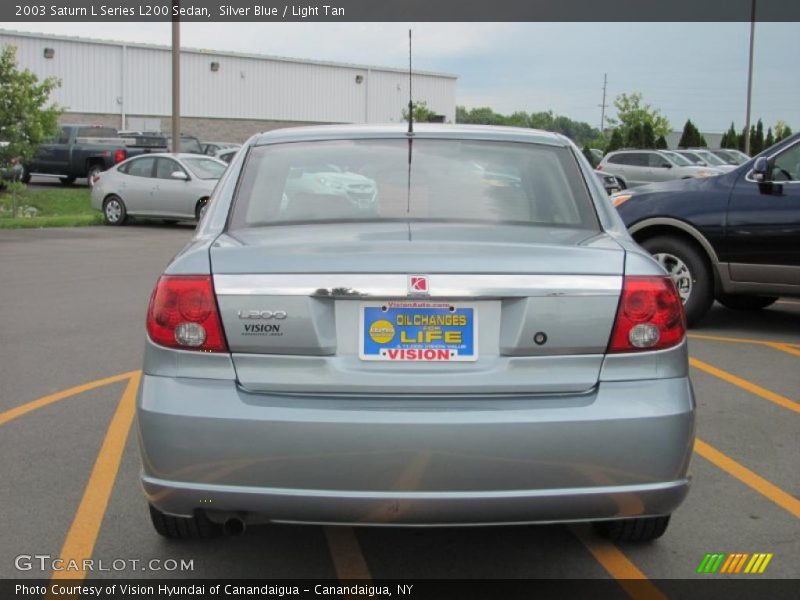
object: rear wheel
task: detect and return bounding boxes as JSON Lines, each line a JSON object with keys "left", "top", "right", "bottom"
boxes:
{"left": 86, "top": 164, "right": 103, "bottom": 188}
{"left": 716, "top": 295, "right": 778, "bottom": 311}
{"left": 195, "top": 197, "right": 209, "bottom": 221}
{"left": 103, "top": 195, "right": 127, "bottom": 226}
{"left": 640, "top": 236, "right": 713, "bottom": 326}
{"left": 60, "top": 176, "right": 76, "bottom": 186}
{"left": 594, "top": 515, "right": 671, "bottom": 542}
{"left": 148, "top": 504, "right": 221, "bottom": 540}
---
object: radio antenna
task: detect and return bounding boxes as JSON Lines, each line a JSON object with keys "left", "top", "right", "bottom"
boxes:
{"left": 407, "top": 29, "right": 413, "bottom": 134}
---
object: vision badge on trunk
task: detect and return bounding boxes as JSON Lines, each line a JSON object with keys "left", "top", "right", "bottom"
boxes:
{"left": 238, "top": 310, "right": 287, "bottom": 337}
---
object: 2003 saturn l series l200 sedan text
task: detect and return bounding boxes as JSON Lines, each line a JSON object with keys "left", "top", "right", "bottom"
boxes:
{"left": 138, "top": 124, "right": 695, "bottom": 543}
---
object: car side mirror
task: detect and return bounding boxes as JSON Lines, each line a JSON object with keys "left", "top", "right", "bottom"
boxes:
{"left": 171, "top": 171, "right": 189, "bottom": 181}
{"left": 752, "top": 157, "right": 772, "bottom": 183}
{"left": 662, "top": 163, "right": 672, "bottom": 169}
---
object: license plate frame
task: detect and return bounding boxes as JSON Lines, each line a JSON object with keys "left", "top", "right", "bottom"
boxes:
{"left": 358, "top": 301, "right": 478, "bottom": 362}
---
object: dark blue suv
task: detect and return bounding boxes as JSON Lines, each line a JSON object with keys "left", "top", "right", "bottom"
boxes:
{"left": 615, "top": 134, "right": 800, "bottom": 325}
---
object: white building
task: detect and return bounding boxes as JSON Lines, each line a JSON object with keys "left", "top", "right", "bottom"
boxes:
{"left": 0, "top": 29, "right": 457, "bottom": 141}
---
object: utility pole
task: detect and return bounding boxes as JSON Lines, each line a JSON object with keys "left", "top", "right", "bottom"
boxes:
{"left": 744, "top": 0, "right": 756, "bottom": 155}
{"left": 599, "top": 73, "right": 608, "bottom": 133}
{"left": 171, "top": 1, "right": 181, "bottom": 154}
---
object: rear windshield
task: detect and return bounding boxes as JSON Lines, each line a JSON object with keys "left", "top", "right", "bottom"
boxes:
{"left": 183, "top": 157, "right": 226, "bottom": 179}
{"left": 76, "top": 127, "right": 118, "bottom": 138}
{"left": 229, "top": 139, "right": 597, "bottom": 230}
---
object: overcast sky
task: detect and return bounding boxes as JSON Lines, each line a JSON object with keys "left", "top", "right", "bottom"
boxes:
{"left": 9, "top": 21, "right": 800, "bottom": 133}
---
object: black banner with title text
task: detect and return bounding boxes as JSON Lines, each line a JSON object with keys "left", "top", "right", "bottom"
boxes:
{"left": 3, "top": 0, "right": 800, "bottom": 23}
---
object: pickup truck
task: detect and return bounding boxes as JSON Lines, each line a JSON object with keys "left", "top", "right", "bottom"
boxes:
{"left": 21, "top": 125, "right": 167, "bottom": 187}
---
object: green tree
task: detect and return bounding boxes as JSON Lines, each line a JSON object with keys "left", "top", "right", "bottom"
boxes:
{"left": 774, "top": 120, "right": 793, "bottom": 142}
{"left": 402, "top": 101, "right": 438, "bottom": 123}
{"left": 655, "top": 135, "right": 668, "bottom": 149}
{"left": 641, "top": 122, "right": 656, "bottom": 148}
{"left": 625, "top": 122, "right": 644, "bottom": 148}
{"left": 752, "top": 119, "right": 764, "bottom": 154}
{"left": 721, "top": 122, "right": 738, "bottom": 148}
{"left": 738, "top": 126, "right": 748, "bottom": 152}
{"left": 678, "top": 119, "right": 702, "bottom": 148}
{"left": 455, "top": 106, "right": 602, "bottom": 146}
{"left": 764, "top": 127, "right": 775, "bottom": 149}
{"left": 606, "top": 128, "right": 625, "bottom": 152}
{"left": 606, "top": 92, "right": 670, "bottom": 147}
{"left": 0, "top": 45, "right": 62, "bottom": 171}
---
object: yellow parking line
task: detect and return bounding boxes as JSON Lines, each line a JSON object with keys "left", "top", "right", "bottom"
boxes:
{"left": 766, "top": 343, "right": 800, "bottom": 358}
{"left": 689, "top": 357, "right": 800, "bottom": 414}
{"left": 50, "top": 372, "right": 141, "bottom": 582}
{"left": 0, "top": 370, "right": 140, "bottom": 427}
{"left": 694, "top": 438, "right": 800, "bottom": 519}
{"left": 570, "top": 525, "right": 666, "bottom": 600}
{"left": 324, "top": 526, "right": 372, "bottom": 581}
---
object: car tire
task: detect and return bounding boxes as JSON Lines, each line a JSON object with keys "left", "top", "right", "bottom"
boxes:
{"left": 60, "top": 176, "right": 76, "bottom": 186}
{"left": 593, "top": 515, "right": 671, "bottom": 542}
{"left": 640, "top": 236, "right": 713, "bottom": 326}
{"left": 148, "top": 504, "right": 221, "bottom": 540}
{"left": 716, "top": 295, "right": 778, "bottom": 311}
{"left": 87, "top": 164, "right": 103, "bottom": 188}
{"left": 103, "top": 195, "right": 127, "bottom": 226}
{"left": 20, "top": 165, "right": 31, "bottom": 184}
{"left": 195, "top": 198, "right": 209, "bottom": 221}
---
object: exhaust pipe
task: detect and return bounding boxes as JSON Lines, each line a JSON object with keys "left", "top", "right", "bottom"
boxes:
{"left": 223, "top": 517, "right": 247, "bottom": 537}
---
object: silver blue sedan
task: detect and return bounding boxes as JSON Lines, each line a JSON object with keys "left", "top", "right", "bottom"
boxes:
{"left": 90, "top": 153, "right": 227, "bottom": 225}
{"left": 139, "top": 124, "right": 695, "bottom": 542}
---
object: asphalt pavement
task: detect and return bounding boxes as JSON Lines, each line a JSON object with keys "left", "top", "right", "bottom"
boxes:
{"left": 0, "top": 225, "right": 797, "bottom": 587}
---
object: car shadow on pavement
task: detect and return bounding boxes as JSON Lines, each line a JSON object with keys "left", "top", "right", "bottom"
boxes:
{"left": 696, "top": 302, "right": 799, "bottom": 337}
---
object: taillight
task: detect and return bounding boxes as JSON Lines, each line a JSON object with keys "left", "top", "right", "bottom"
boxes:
{"left": 607, "top": 276, "right": 685, "bottom": 353}
{"left": 596, "top": 165, "right": 603, "bottom": 171}
{"left": 114, "top": 149, "right": 126, "bottom": 164}
{"left": 146, "top": 275, "right": 227, "bottom": 352}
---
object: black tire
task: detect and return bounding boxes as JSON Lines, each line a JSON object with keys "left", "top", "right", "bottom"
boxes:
{"left": 60, "top": 176, "right": 76, "bottom": 186}
{"left": 20, "top": 165, "right": 31, "bottom": 184}
{"left": 593, "top": 515, "right": 671, "bottom": 542}
{"left": 87, "top": 164, "right": 103, "bottom": 188}
{"left": 102, "top": 195, "right": 128, "bottom": 226}
{"left": 149, "top": 504, "right": 221, "bottom": 540}
{"left": 640, "top": 236, "right": 713, "bottom": 326}
{"left": 717, "top": 295, "right": 778, "bottom": 311}
{"left": 195, "top": 198, "right": 209, "bottom": 221}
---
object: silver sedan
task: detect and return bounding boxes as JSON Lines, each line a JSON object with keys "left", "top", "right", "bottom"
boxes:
{"left": 90, "top": 153, "right": 227, "bottom": 225}
{"left": 139, "top": 125, "right": 695, "bottom": 543}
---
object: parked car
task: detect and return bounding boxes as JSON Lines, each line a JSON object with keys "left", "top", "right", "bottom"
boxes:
{"left": 673, "top": 149, "right": 736, "bottom": 172}
{"left": 595, "top": 171, "right": 625, "bottom": 195}
{"left": 614, "top": 133, "right": 800, "bottom": 324}
{"left": 597, "top": 149, "right": 722, "bottom": 187}
{"left": 22, "top": 124, "right": 167, "bottom": 188}
{"left": 90, "top": 153, "right": 226, "bottom": 225}
{"left": 283, "top": 163, "right": 378, "bottom": 211}
{"left": 708, "top": 148, "right": 750, "bottom": 165}
{"left": 214, "top": 147, "right": 239, "bottom": 164}
{"left": 140, "top": 124, "right": 693, "bottom": 543}
{"left": 202, "top": 141, "right": 240, "bottom": 156}
{"left": 0, "top": 141, "right": 21, "bottom": 188}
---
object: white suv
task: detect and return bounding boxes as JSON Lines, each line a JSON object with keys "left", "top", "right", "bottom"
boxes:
{"left": 598, "top": 150, "right": 722, "bottom": 188}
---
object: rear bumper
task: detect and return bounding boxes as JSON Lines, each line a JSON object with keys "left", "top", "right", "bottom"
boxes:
{"left": 137, "top": 374, "right": 695, "bottom": 525}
